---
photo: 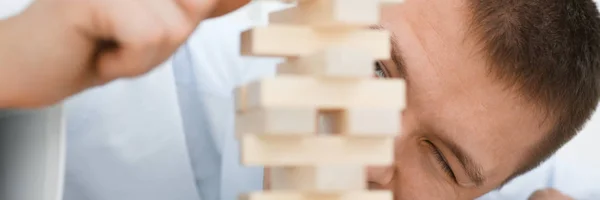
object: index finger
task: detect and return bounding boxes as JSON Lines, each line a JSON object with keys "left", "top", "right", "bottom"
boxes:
{"left": 176, "top": 0, "right": 219, "bottom": 24}
{"left": 209, "top": 0, "right": 252, "bottom": 18}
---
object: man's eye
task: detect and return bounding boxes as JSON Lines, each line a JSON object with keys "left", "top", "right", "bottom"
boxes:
{"left": 375, "top": 61, "right": 388, "bottom": 78}
{"left": 424, "top": 140, "right": 457, "bottom": 181}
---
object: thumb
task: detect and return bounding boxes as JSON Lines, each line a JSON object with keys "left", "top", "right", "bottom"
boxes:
{"left": 209, "top": 0, "right": 252, "bottom": 18}
{"left": 177, "top": 0, "right": 220, "bottom": 24}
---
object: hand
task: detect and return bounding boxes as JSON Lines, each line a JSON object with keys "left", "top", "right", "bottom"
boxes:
{"left": 75, "top": 0, "right": 250, "bottom": 82}
{"left": 210, "top": 0, "right": 253, "bottom": 17}
{"left": 0, "top": 0, "right": 249, "bottom": 108}
{"left": 529, "top": 188, "right": 574, "bottom": 200}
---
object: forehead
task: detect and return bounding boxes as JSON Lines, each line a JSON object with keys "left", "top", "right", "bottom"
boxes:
{"left": 381, "top": 0, "right": 550, "bottom": 178}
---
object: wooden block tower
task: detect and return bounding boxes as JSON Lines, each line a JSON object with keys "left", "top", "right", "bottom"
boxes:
{"left": 236, "top": 0, "right": 406, "bottom": 199}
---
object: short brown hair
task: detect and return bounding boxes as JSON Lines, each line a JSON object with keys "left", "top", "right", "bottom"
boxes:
{"left": 467, "top": 0, "right": 600, "bottom": 182}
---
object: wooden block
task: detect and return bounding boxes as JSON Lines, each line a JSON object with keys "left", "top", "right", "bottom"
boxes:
{"left": 257, "top": 0, "right": 404, "bottom": 4}
{"left": 241, "top": 25, "right": 391, "bottom": 59}
{"left": 380, "top": 0, "right": 405, "bottom": 3}
{"left": 269, "top": 0, "right": 379, "bottom": 27}
{"left": 240, "top": 191, "right": 392, "bottom": 200}
{"left": 239, "top": 75, "right": 406, "bottom": 110}
{"left": 277, "top": 47, "right": 375, "bottom": 78}
{"left": 327, "top": 109, "right": 401, "bottom": 136}
{"left": 236, "top": 108, "right": 317, "bottom": 136}
{"left": 270, "top": 166, "right": 366, "bottom": 190}
{"left": 240, "top": 134, "right": 394, "bottom": 166}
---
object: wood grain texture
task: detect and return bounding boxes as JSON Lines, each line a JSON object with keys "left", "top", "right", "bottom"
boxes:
{"left": 237, "top": 75, "right": 406, "bottom": 111}
{"left": 241, "top": 25, "right": 391, "bottom": 59}
{"left": 240, "top": 191, "right": 393, "bottom": 200}
{"left": 269, "top": 0, "right": 379, "bottom": 27}
{"left": 236, "top": 108, "right": 317, "bottom": 136}
{"left": 277, "top": 47, "right": 375, "bottom": 78}
{"left": 269, "top": 166, "right": 366, "bottom": 191}
{"left": 240, "top": 134, "right": 395, "bottom": 166}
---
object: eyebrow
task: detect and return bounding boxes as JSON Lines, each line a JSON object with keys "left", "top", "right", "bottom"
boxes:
{"left": 388, "top": 32, "right": 408, "bottom": 78}
{"left": 435, "top": 129, "right": 486, "bottom": 186}
{"left": 370, "top": 26, "right": 408, "bottom": 77}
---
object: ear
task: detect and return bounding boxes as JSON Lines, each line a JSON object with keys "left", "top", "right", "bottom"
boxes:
{"left": 208, "top": 0, "right": 252, "bottom": 18}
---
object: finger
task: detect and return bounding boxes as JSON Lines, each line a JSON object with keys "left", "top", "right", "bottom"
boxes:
{"left": 528, "top": 190, "right": 544, "bottom": 200}
{"left": 176, "top": 0, "right": 219, "bottom": 24}
{"left": 528, "top": 189, "right": 571, "bottom": 200}
{"left": 209, "top": 0, "right": 252, "bottom": 18}
{"left": 139, "top": 0, "right": 193, "bottom": 63}
{"left": 94, "top": 0, "right": 162, "bottom": 81}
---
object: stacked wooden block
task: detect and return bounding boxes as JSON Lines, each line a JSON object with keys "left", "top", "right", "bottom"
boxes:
{"left": 236, "top": 0, "right": 406, "bottom": 199}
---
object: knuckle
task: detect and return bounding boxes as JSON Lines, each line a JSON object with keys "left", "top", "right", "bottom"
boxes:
{"left": 126, "top": 58, "right": 155, "bottom": 76}
{"left": 146, "top": 27, "right": 168, "bottom": 45}
{"left": 109, "top": 58, "right": 151, "bottom": 78}
{"left": 132, "top": 26, "right": 167, "bottom": 48}
{"left": 529, "top": 190, "right": 547, "bottom": 199}
{"left": 124, "top": 66, "right": 148, "bottom": 77}
{"left": 168, "top": 23, "right": 191, "bottom": 43}
{"left": 121, "top": 57, "right": 147, "bottom": 77}
{"left": 529, "top": 188, "right": 567, "bottom": 200}
{"left": 161, "top": 14, "right": 193, "bottom": 44}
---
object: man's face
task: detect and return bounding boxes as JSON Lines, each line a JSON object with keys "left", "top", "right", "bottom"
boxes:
{"left": 366, "top": 0, "right": 552, "bottom": 199}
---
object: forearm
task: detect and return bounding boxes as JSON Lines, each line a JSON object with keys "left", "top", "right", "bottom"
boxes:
{"left": 0, "top": 4, "right": 94, "bottom": 109}
{"left": 0, "top": 17, "right": 25, "bottom": 108}
{"left": 0, "top": 9, "right": 67, "bottom": 108}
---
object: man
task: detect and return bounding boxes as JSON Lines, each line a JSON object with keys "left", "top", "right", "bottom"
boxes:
{"left": 1, "top": 0, "right": 599, "bottom": 200}
{"left": 363, "top": 0, "right": 600, "bottom": 199}
{"left": 179, "top": 0, "right": 600, "bottom": 199}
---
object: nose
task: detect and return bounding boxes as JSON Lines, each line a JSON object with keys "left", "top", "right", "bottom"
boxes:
{"left": 366, "top": 166, "right": 395, "bottom": 190}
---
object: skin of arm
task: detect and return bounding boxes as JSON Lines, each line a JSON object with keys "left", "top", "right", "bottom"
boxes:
{"left": 0, "top": 6, "right": 95, "bottom": 108}
{"left": 0, "top": 0, "right": 250, "bottom": 109}
{"left": 0, "top": 18, "right": 19, "bottom": 107}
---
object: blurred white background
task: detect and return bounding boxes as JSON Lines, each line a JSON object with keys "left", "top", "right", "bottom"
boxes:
{"left": 552, "top": 105, "right": 600, "bottom": 198}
